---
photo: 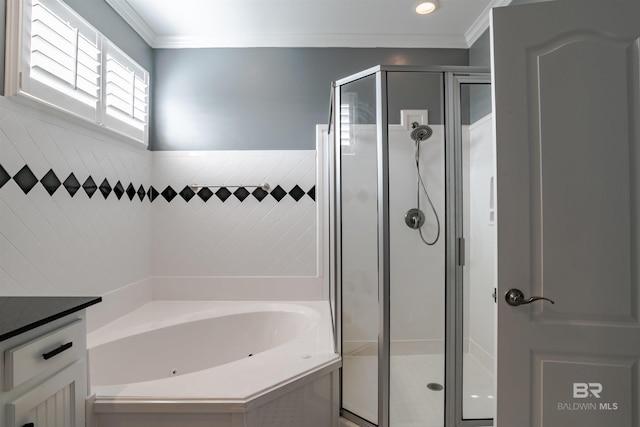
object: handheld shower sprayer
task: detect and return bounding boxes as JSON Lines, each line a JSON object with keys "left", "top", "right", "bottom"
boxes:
{"left": 410, "top": 122, "right": 433, "bottom": 142}
{"left": 404, "top": 122, "right": 440, "bottom": 246}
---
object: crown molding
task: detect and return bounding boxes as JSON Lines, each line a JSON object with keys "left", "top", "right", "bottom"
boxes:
{"left": 152, "top": 33, "right": 470, "bottom": 49}
{"left": 106, "top": 0, "right": 509, "bottom": 49}
{"left": 105, "top": 0, "right": 157, "bottom": 47}
{"left": 465, "top": 0, "right": 513, "bottom": 47}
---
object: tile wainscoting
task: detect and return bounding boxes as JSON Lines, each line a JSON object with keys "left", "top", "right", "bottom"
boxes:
{"left": 0, "top": 97, "right": 324, "bottom": 298}
{"left": 151, "top": 150, "right": 318, "bottom": 277}
{"left": 0, "top": 97, "right": 152, "bottom": 297}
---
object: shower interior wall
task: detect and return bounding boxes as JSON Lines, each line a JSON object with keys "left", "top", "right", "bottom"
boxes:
{"left": 463, "top": 114, "right": 496, "bottom": 374}
{"left": 389, "top": 116, "right": 446, "bottom": 352}
{"left": 341, "top": 112, "right": 496, "bottom": 363}
{"left": 341, "top": 110, "right": 446, "bottom": 355}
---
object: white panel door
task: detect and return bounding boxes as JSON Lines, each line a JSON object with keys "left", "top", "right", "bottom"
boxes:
{"left": 492, "top": 0, "right": 640, "bottom": 426}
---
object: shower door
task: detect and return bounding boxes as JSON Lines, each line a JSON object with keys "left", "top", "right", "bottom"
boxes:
{"left": 338, "top": 73, "right": 381, "bottom": 426}
{"left": 335, "top": 67, "right": 493, "bottom": 427}
{"left": 337, "top": 69, "right": 448, "bottom": 427}
{"left": 386, "top": 71, "right": 446, "bottom": 427}
{"left": 457, "top": 78, "right": 495, "bottom": 424}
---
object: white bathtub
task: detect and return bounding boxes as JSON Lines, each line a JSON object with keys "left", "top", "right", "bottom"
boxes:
{"left": 87, "top": 301, "right": 341, "bottom": 427}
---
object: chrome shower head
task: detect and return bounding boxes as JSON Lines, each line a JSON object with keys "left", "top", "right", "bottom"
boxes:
{"left": 410, "top": 122, "right": 433, "bottom": 142}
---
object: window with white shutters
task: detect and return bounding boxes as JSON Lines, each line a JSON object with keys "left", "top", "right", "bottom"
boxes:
{"left": 103, "top": 42, "right": 149, "bottom": 142}
{"left": 24, "top": 0, "right": 101, "bottom": 121}
{"left": 5, "top": 0, "right": 150, "bottom": 145}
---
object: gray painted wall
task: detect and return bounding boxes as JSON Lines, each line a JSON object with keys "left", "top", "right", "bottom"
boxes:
{"left": 462, "top": 83, "right": 492, "bottom": 125}
{"left": 469, "top": 29, "right": 491, "bottom": 68}
{"left": 151, "top": 48, "right": 468, "bottom": 150}
{"left": 0, "top": 0, "right": 152, "bottom": 96}
{"left": 388, "top": 72, "right": 445, "bottom": 125}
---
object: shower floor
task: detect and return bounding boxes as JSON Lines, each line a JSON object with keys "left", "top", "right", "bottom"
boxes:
{"left": 342, "top": 353, "right": 494, "bottom": 427}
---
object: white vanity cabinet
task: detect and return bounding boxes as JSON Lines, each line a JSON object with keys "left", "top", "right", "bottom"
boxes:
{"left": 0, "top": 297, "right": 101, "bottom": 427}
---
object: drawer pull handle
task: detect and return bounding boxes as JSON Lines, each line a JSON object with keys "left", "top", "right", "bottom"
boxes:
{"left": 23, "top": 423, "right": 34, "bottom": 427}
{"left": 42, "top": 342, "right": 73, "bottom": 360}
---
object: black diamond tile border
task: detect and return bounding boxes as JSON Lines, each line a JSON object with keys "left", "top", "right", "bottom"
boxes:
{"left": 113, "top": 181, "right": 125, "bottom": 200}
{"left": 234, "top": 187, "right": 250, "bottom": 202}
{"left": 126, "top": 183, "right": 136, "bottom": 200}
{"left": 1, "top": 164, "right": 316, "bottom": 205}
{"left": 270, "top": 185, "right": 287, "bottom": 202}
{"left": 83, "top": 176, "right": 97, "bottom": 198}
{"left": 137, "top": 185, "right": 146, "bottom": 201}
{"left": 216, "top": 187, "right": 232, "bottom": 202}
{"left": 99, "top": 179, "right": 112, "bottom": 199}
{"left": 161, "top": 186, "right": 177, "bottom": 202}
{"left": 40, "top": 169, "right": 61, "bottom": 196}
{"left": 63, "top": 173, "right": 81, "bottom": 197}
{"left": 13, "top": 165, "right": 38, "bottom": 194}
{"left": 179, "top": 186, "right": 195, "bottom": 202}
{"left": 148, "top": 186, "right": 159, "bottom": 202}
{"left": 252, "top": 187, "right": 268, "bottom": 202}
{"left": 289, "top": 185, "right": 305, "bottom": 201}
{"left": 0, "top": 165, "right": 11, "bottom": 190}
{"left": 197, "top": 187, "right": 213, "bottom": 202}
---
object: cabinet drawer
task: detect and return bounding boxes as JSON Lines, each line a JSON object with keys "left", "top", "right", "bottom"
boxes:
{"left": 5, "top": 319, "right": 84, "bottom": 390}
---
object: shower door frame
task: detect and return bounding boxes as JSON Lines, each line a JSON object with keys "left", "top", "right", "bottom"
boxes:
{"left": 332, "top": 66, "right": 492, "bottom": 427}
{"left": 448, "top": 72, "right": 494, "bottom": 427}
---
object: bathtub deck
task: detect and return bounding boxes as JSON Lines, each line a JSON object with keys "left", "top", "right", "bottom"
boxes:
{"left": 88, "top": 301, "right": 340, "bottom": 414}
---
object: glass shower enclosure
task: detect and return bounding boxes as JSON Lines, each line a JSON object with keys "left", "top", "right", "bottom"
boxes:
{"left": 331, "top": 66, "right": 495, "bottom": 427}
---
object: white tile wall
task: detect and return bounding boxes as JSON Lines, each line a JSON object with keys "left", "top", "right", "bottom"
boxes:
{"left": 0, "top": 98, "right": 321, "bottom": 298}
{"left": 388, "top": 122, "right": 445, "bottom": 345}
{"left": 0, "top": 97, "right": 152, "bottom": 296}
{"left": 466, "top": 113, "right": 496, "bottom": 371}
{"left": 151, "top": 151, "right": 318, "bottom": 276}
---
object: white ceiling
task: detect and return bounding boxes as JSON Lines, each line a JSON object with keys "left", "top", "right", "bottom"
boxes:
{"left": 106, "top": 0, "right": 512, "bottom": 48}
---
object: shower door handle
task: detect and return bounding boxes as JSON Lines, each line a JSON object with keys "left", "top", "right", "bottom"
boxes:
{"left": 505, "top": 288, "right": 555, "bottom": 306}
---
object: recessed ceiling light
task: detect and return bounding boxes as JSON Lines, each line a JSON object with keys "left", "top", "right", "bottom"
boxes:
{"left": 415, "top": 1, "right": 439, "bottom": 15}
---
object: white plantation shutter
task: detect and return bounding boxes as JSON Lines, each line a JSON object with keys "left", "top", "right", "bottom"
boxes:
{"left": 6, "top": 0, "right": 149, "bottom": 145}
{"left": 104, "top": 42, "right": 149, "bottom": 142}
{"left": 23, "top": 0, "right": 101, "bottom": 120}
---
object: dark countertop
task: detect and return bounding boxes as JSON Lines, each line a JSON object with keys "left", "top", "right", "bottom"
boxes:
{"left": 0, "top": 296, "right": 102, "bottom": 342}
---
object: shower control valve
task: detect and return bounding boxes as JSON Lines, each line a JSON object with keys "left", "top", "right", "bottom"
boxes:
{"left": 405, "top": 208, "right": 425, "bottom": 229}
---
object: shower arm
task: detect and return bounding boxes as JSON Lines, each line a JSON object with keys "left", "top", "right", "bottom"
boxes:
{"left": 189, "top": 183, "right": 271, "bottom": 191}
